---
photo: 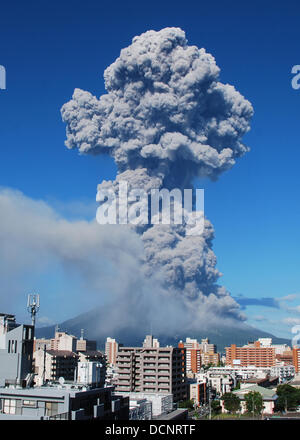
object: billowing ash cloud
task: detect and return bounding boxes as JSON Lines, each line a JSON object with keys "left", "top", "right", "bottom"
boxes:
{"left": 62, "top": 27, "right": 253, "bottom": 187}
{"left": 61, "top": 27, "right": 253, "bottom": 332}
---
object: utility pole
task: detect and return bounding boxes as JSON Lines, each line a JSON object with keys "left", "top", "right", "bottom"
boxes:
{"left": 208, "top": 384, "right": 212, "bottom": 420}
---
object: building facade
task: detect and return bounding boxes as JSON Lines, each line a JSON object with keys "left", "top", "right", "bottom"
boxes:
{"left": 115, "top": 337, "right": 187, "bottom": 402}
{"left": 105, "top": 337, "right": 121, "bottom": 366}
{"left": 33, "top": 350, "right": 78, "bottom": 385}
{"left": 226, "top": 340, "right": 276, "bottom": 368}
{"left": 0, "top": 384, "right": 129, "bottom": 420}
{"left": 0, "top": 313, "right": 34, "bottom": 387}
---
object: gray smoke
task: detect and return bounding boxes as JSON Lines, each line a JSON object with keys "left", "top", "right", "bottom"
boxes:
{"left": 61, "top": 27, "right": 253, "bottom": 332}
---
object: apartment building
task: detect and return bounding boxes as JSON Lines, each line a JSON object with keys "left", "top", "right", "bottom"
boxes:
{"left": 105, "top": 337, "right": 122, "bottom": 366}
{"left": 50, "top": 331, "right": 77, "bottom": 352}
{"left": 196, "top": 371, "right": 236, "bottom": 396}
{"left": 210, "top": 365, "right": 271, "bottom": 380}
{"left": 115, "top": 336, "right": 187, "bottom": 402}
{"left": 200, "top": 338, "right": 216, "bottom": 354}
{"left": 178, "top": 337, "right": 218, "bottom": 373}
{"left": 271, "top": 365, "right": 295, "bottom": 383}
{"left": 178, "top": 338, "right": 201, "bottom": 374}
{"left": 202, "top": 351, "right": 220, "bottom": 366}
{"left": 292, "top": 347, "right": 300, "bottom": 373}
{"left": 33, "top": 350, "right": 78, "bottom": 385}
{"left": 225, "top": 340, "right": 276, "bottom": 368}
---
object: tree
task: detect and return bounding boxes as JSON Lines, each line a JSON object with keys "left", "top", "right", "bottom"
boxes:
{"left": 244, "top": 391, "right": 264, "bottom": 416}
{"left": 211, "top": 399, "right": 222, "bottom": 415}
{"left": 232, "top": 381, "right": 240, "bottom": 391}
{"left": 221, "top": 392, "right": 241, "bottom": 414}
{"left": 202, "top": 362, "right": 214, "bottom": 371}
{"left": 275, "top": 384, "right": 300, "bottom": 412}
{"left": 178, "top": 399, "right": 194, "bottom": 410}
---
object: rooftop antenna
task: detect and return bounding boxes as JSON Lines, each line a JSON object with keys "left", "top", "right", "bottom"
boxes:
{"left": 27, "top": 294, "right": 40, "bottom": 327}
{"left": 81, "top": 329, "right": 84, "bottom": 340}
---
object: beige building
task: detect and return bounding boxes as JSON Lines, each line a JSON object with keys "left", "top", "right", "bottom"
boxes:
{"left": 76, "top": 338, "right": 97, "bottom": 352}
{"left": 50, "top": 331, "right": 77, "bottom": 352}
{"left": 115, "top": 336, "right": 187, "bottom": 402}
{"left": 178, "top": 337, "right": 219, "bottom": 373}
{"left": 105, "top": 337, "right": 120, "bottom": 366}
{"left": 33, "top": 337, "right": 51, "bottom": 352}
{"left": 202, "top": 351, "right": 220, "bottom": 366}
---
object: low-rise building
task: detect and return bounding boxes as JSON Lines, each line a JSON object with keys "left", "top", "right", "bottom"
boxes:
{"left": 222, "top": 384, "right": 278, "bottom": 415}
{"left": 114, "top": 391, "right": 173, "bottom": 418}
{"left": 270, "top": 365, "right": 295, "bottom": 383}
{"left": 209, "top": 365, "right": 271, "bottom": 380}
{"left": 189, "top": 380, "right": 208, "bottom": 406}
{"left": 240, "top": 376, "right": 279, "bottom": 389}
{"left": 78, "top": 350, "right": 106, "bottom": 386}
{"left": 33, "top": 350, "right": 78, "bottom": 385}
{"left": 0, "top": 384, "right": 129, "bottom": 420}
{"left": 129, "top": 398, "right": 152, "bottom": 420}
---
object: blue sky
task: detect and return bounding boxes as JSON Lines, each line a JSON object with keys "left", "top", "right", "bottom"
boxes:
{"left": 0, "top": 0, "right": 300, "bottom": 339}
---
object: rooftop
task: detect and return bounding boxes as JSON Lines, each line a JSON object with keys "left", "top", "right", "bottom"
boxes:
{"left": 233, "top": 384, "right": 278, "bottom": 400}
{"left": 46, "top": 350, "right": 78, "bottom": 357}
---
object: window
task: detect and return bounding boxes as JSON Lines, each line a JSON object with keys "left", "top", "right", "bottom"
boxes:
{"left": 3, "top": 399, "right": 16, "bottom": 414}
{"left": 23, "top": 400, "right": 36, "bottom": 407}
{"left": 45, "top": 402, "right": 58, "bottom": 416}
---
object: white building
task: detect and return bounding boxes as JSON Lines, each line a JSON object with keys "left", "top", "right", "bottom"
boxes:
{"left": 270, "top": 365, "right": 295, "bottom": 383}
{"left": 129, "top": 398, "right": 152, "bottom": 420}
{"left": 114, "top": 392, "right": 173, "bottom": 418}
{"left": 196, "top": 371, "right": 236, "bottom": 395}
{"left": 77, "top": 362, "right": 103, "bottom": 387}
{"left": 210, "top": 366, "right": 271, "bottom": 380}
{"left": 258, "top": 338, "right": 291, "bottom": 355}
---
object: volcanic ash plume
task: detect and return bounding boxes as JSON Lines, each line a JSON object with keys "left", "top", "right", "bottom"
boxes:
{"left": 61, "top": 27, "right": 254, "bottom": 331}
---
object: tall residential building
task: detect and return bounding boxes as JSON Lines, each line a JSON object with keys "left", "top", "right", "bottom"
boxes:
{"left": 178, "top": 338, "right": 201, "bottom": 373}
{"left": 178, "top": 337, "right": 218, "bottom": 373}
{"left": 105, "top": 337, "right": 121, "bottom": 366}
{"left": 201, "top": 351, "right": 220, "bottom": 366}
{"left": 0, "top": 313, "right": 34, "bottom": 387}
{"left": 292, "top": 347, "right": 300, "bottom": 373}
{"left": 200, "top": 338, "right": 216, "bottom": 354}
{"left": 225, "top": 340, "right": 276, "bottom": 368}
{"left": 115, "top": 336, "right": 187, "bottom": 402}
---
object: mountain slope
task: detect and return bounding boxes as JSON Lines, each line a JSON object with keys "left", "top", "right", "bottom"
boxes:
{"left": 36, "top": 306, "right": 290, "bottom": 353}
